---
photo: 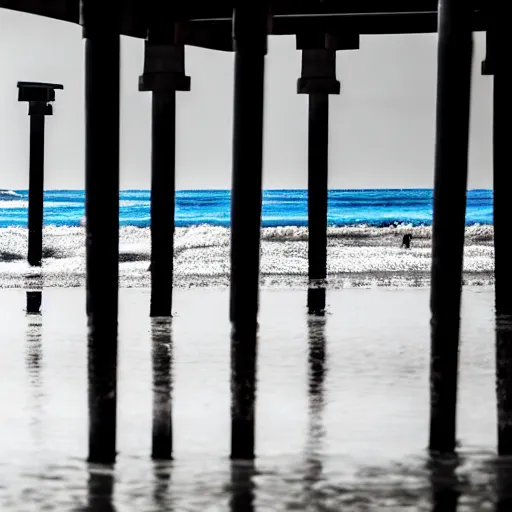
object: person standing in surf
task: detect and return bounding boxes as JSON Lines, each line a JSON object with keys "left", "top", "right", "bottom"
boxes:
{"left": 401, "top": 233, "right": 413, "bottom": 249}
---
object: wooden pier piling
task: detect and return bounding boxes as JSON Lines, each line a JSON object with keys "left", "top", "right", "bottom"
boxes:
{"left": 297, "top": 33, "right": 355, "bottom": 315}
{"left": 17, "top": 81, "right": 62, "bottom": 313}
{"left": 306, "top": 93, "right": 329, "bottom": 315}
{"left": 491, "top": 6, "right": 512, "bottom": 456}
{"left": 149, "top": 91, "right": 176, "bottom": 317}
{"left": 428, "top": 0, "right": 473, "bottom": 454}
{"left": 150, "top": 317, "right": 173, "bottom": 460}
{"left": 229, "top": 4, "right": 268, "bottom": 460}
{"left": 139, "top": 17, "right": 191, "bottom": 318}
{"left": 83, "top": 0, "right": 121, "bottom": 464}
{"left": 27, "top": 112, "right": 45, "bottom": 267}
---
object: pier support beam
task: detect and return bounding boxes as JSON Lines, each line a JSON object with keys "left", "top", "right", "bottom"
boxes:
{"left": 82, "top": 1, "right": 121, "bottom": 464}
{"left": 296, "top": 33, "right": 357, "bottom": 315}
{"left": 490, "top": 5, "right": 512, "bottom": 455}
{"left": 428, "top": 0, "right": 473, "bottom": 454}
{"left": 229, "top": 4, "right": 268, "bottom": 460}
{"left": 139, "top": 20, "right": 191, "bottom": 318}
{"left": 306, "top": 91, "right": 330, "bottom": 315}
{"left": 17, "top": 82, "right": 63, "bottom": 313}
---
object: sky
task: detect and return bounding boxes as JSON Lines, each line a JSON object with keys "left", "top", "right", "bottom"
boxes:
{"left": 0, "top": 9, "right": 492, "bottom": 190}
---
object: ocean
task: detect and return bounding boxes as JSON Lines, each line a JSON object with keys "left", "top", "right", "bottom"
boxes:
{"left": 0, "top": 188, "right": 502, "bottom": 510}
{"left": 0, "top": 188, "right": 495, "bottom": 289}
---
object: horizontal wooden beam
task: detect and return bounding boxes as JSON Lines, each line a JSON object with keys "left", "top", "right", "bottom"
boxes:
{"left": 0, "top": 0, "right": 488, "bottom": 50}
{"left": 187, "top": 0, "right": 485, "bottom": 21}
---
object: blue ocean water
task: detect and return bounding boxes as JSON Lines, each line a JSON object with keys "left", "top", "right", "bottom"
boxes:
{"left": 0, "top": 188, "right": 493, "bottom": 228}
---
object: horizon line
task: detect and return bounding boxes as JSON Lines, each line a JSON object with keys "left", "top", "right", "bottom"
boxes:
{"left": 5, "top": 187, "right": 494, "bottom": 192}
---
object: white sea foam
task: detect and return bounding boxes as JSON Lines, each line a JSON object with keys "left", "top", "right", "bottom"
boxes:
{"left": 0, "top": 200, "right": 28, "bottom": 209}
{"left": 0, "top": 225, "right": 495, "bottom": 288}
{"left": 0, "top": 189, "right": 21, "bottom": 198}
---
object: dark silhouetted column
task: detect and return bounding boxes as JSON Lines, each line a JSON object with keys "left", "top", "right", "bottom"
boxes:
{"left": 296, "top": 33, "right": 357, "bottom": 315}
{"left": 28, "top": 112, "right": 45, "bottom": 266}
{"left": 490, "top": 3, "right": 512, "bottom": 455}
{"left": 307, "top": 93, "right": 329, "bottom": 315}
{"left": 230, "top": 4, "right": 268, "bottom": 460}
{"left": 82, "top": 0, "right": 121, "bottom": 464}
{"left": 429, "top": 0, "right": 473, "bottom": 454}
{"left": 150, "top": 317, "right": 173, "bottom": 459}
{"left": 17, "top": 82, "right": 63, "bottom": 313}
{"left": 139, "top": 19, "right": 191, "bottom": 318}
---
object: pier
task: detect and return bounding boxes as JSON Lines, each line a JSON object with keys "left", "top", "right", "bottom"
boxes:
{"left": 1, "top": 0, "right": 502, "bottom": 471}
{"left": 17, "top": 81, "right": 63, "bottom": 313}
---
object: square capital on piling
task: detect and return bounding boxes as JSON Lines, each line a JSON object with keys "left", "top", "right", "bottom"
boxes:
{"left": 297, "top": 48, "right": 341, "bottom": 95}
{"left": 17, "top": 82, "right": 64, "bottom": 104}
{"left": 138, "top": 42, "right": 191, "bottom": 92}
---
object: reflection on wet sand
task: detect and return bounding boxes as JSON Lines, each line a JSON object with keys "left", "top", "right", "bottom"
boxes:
{"left": 152, "top": 461, "right": 173, "bottom": 511}
{"left": 429, "top": 456, "right": 460, "bottom": 512}
{"left": 1, "top": 287, "right": 510, "bottom": 509}
{"left": 495, "top": 457, "right": 512, "bottom": 511}
{"left": 304, "top": 315, "right": 327, "bottom": 506}
{"left": 229, "top": 461, "right": 255, "bottom": 512}
{"left": 151, "top": 317, "right": 173, "bottom": 460}
{"left": 84, "top": 464, "right": 116, "bottom": 512}
{"left": 25, "top": 309, "right": 43, "bottom": 445}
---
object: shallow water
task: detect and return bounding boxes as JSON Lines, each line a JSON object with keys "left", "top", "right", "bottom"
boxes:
{"left": 0, "top": 286, "right": 505, "bottom": 510}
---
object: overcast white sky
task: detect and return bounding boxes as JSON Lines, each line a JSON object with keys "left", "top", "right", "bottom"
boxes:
{"left": 0, "top": 9, "right": 492, "bottom": 190}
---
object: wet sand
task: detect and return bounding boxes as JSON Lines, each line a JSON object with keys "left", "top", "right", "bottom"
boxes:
{"left": 0, "top": 286, "right": 503, "bottom": 510}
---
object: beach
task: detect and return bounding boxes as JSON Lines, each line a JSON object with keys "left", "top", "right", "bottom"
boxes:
{"left": 0, "top": 188, "right": 501, "bottom": 510}
{"left": 0, "top": 285, "right": 502, "bottom": 510}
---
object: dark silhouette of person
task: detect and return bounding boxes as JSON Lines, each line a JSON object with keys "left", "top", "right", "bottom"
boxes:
{"left": 401, "top": 233, "right": 413, "bottom": 249}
